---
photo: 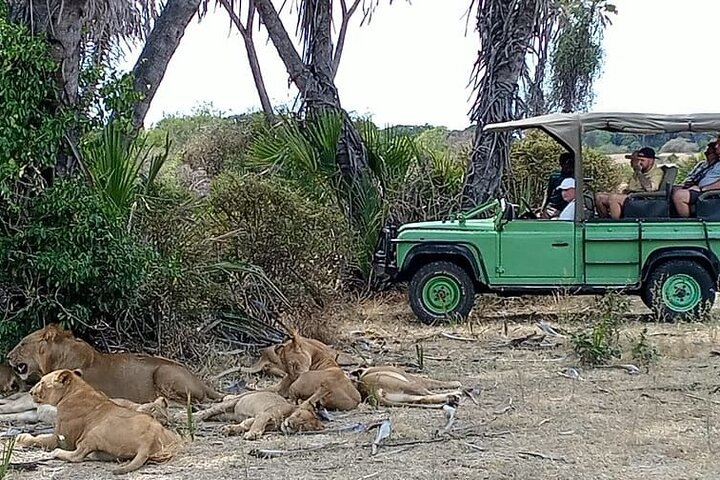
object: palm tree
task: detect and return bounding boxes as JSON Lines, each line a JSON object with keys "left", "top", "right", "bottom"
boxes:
{"left": 463, "top": 0, "right": 548, "bottom": 206}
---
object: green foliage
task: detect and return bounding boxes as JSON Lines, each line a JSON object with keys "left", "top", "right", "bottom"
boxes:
{"left": 0, "top": 179, "right": 158, "bottom": 350}
{"left": 549, "top": 0, "right": 614, "bottom": 112}
{"left": 77, "top": 53, "right": 142, "bottom": 134}
{"left": 0, "top": 8, "right": 68, "bottom": 205}
{"left": 248, "top": 113, "right": 466, "bottom": 278}
{"left": 204, "top": 173, "right": 351, "bottom": 308}
{"left": 507, "top": 129, "right": 621, "bottom": 206}
{"left": 0, "top": 436, "right": 15, "bottom": 480}
{"left": 677, "top": 153, "right": 702, "bottom": 183}
{"left": 570, "top": 293, "right": 628, "bottom": 365}
{"left": 629, "top": 327, "right": 658, "bottom": 366}
{"left": 82, "top": 121, "right": 170, "bottom": 215}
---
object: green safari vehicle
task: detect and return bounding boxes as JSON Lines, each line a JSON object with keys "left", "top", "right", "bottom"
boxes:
{"left": 373, "top": 112, "right": 720, "bottom": 324}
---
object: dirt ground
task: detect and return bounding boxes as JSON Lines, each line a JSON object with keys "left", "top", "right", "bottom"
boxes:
{"left": 7, "top": 292, "right": 720, "bottom": 480}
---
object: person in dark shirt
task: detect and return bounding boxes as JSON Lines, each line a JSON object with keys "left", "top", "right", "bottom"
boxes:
{"left": 540, "top": 152, "right": 574, "bottom": 219}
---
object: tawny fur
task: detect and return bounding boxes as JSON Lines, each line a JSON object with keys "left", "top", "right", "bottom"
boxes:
{"left": 268, "top": 330, "right": 361, "bottom": 411}
{"left": 7, "top": 324, "right": 222, "bottom": 404}
{"left": 192, "top": 390, "right": 323, "bottom": 440}
{"left": 243, "top": 339, "right": 361, "bottom": 378}
{"left": 15, "top": 369, "right": 183, "bottom": 475}
{"left": 351, "top": 366, "right": 463, "bottom": 406}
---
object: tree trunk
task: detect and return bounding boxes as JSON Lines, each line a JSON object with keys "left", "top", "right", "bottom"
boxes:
{"left": 253, "top": 0, "right": 369, "bottom": 180}
{"left": 463, "top": 0, "right": 544, "bottom": 206}
{"left": 217, "top": 0, "right": 274, "bottom": 121}
{"left": 130, "top": 0, "right": 201, "bottom": 132}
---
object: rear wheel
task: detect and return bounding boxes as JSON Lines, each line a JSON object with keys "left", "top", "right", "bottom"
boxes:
{"left": 409, "top": 261, "right": 475, "bottom": 325}
{"left": 642, "top": 260, "right": 716, "bottom": 321}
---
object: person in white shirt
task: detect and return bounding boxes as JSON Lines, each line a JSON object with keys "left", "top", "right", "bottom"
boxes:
{"left": 556, "top": 178, "right": 576, "bottom": 221}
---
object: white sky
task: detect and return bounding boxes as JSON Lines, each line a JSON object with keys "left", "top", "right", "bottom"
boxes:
{"left": 124, "top": 0, "right": 720, "bottom": 131}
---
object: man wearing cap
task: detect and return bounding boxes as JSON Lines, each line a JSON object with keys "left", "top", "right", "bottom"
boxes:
{"left": 595, "top": 147, "right": 664, "bottom": 219}
{"left": 672, "top": 141, "right": 720, "bottom": 217}
{"left": 556, "top": 177, "right": 576, "bottom": 221}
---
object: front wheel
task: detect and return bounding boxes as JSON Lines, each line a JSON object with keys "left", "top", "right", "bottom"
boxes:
{"left": 642, "top": 260, "right": 716, "bottom": 321}
{"left": 409, "top": 261, "right": 475, "bottom": 325}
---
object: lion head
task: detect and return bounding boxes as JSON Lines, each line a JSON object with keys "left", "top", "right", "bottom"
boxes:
{"left": 280, "top": 398, "right": 324, "bottom": 434}
{"left": 136, "top": 397, "right": 170, "bottom": 426}
{"left": 30, "top": 369, "right": 83, "bottom": 406}
{"left": 7, "top": 325, "right": 76, "bottom": 380}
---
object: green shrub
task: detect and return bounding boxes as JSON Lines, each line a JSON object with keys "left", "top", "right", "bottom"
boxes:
{"left": 0, "top": 179, "right": 158, "bottom": 352}
{"left": 204, "top": 173, "right": 351, "bottom": 309}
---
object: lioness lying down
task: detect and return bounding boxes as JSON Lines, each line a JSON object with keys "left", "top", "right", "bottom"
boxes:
{"left": 0, "top": 391, "right": 170, "bottom": 426}
{"left": 7, "top": 324, "right": 222, "bottom": 404}
{"left": 193, "top": 391, "right": 324, "bottom": 440}
{"left": 16, "top": 369, "right": 183, "bottom": 475}
{"left": 351, "top": 366, "right": 463, "bottom": 406}
{"left": 243, "top": 338, "right": 361, "bottom": 378}
{"left": 271, "top": 331, "right": 361, "bottom": 411}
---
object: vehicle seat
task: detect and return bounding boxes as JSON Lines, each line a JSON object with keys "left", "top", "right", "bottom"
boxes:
{"left": 696, "top": 189, "right": 720, "bottom": 221}
{"left": 621, "top": 164, "right": 678, "bottom": 219}
{"left": 583, "top": 191, "right": 596, "bottom": 220}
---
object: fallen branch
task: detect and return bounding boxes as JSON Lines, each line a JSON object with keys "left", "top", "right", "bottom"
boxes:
{"left": 248, "top": 441, "right": 349, "bottom": 458}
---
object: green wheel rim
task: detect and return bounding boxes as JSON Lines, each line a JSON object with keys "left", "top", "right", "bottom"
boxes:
{"left": 422, "top": 275, "right": 462, "bottom": 314}
{"left": 661, "top": 274, "right": 702, "bottom": 313}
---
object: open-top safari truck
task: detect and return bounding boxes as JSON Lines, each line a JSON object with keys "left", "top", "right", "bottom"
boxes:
{"left": 374, "top": 112, "right": 720, "bottom": 324}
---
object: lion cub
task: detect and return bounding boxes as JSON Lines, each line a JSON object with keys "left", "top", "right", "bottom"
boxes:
{"left": 193, "top": 391, "right": 324, "bottom": 440}
{"left": 16, "top": 369, "right": 183, "bottom": 475}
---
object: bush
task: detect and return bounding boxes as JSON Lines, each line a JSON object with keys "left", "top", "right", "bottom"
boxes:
{"left": 0, "top": 179, "right": 158, "bottom": 352}
{"left": 660, "top": 138, "right": 699, "bottom": 154}
{"left": 204, "top": 173, "right": 351, "bottom": 310}
{"left": 506, "top": 129, "right": 622, "bottom": 206}
{"left": 181, "top": 114, "right": 265, "bottom": 177}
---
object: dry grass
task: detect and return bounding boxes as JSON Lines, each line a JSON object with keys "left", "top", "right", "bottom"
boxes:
{"left": 8, "top": 292, "right": 720, "bottom": 479}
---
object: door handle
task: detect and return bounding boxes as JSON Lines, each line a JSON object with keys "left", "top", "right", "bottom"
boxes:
{"left": 552, "top": 242, "right": 569, "bottom": 247}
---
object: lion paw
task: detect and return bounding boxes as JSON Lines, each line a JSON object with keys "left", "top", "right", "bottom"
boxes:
{"left": 243, "top": 430, "right": 262, "bottom": 441}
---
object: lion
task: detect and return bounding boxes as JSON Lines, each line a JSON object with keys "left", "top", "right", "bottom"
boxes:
{"left": 15, "top": 369, "right": 183, "bottom": 475}
{"left": 0, "top": 393, "right": 170, "bottom": 426}
{"left": 268, "top": 330, "right": 361, "bottom": 411}
{"left": 7, "top": 324, "right": 223, "bottom": 404}
{"left": 0, "top": 363, "right": 22, "bottom": 396}
{"left": 243, "top": 338, "right": 361, "bottom": 378}
{"left": 350, "top": 366, "right": 463, "bottom": 406}
{"left": 192, "top": 390, "right": 324, "bottom": 440}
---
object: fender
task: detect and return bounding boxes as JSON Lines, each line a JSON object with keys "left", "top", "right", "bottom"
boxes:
{"left": 400, "top": 243, "right": 488, "bottom": 284}
{"left": 641, "top": 247, "right": 720, "bottom": 281}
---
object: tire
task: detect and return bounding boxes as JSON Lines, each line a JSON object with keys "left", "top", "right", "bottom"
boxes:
{"left": 642, "top": 259, "right": 716, "bottom": 321}
{"left": 409, "top": 261, "right": 475, "bottom": 325}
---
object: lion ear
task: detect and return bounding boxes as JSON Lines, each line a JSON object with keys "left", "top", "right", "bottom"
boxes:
{"left": 57, "top": 370, "right": 73, "bottom": 385}
{"left": 72, "top": 369, "right": 83, "bottom": 378}
{"left": 42, "top": 325, "right": 60, "bottom": 342}
{"left": 156, "top": 397, "right": 168, "bottom": 408}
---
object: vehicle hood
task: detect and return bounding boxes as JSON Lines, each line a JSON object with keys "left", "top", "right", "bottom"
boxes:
{"left": 397, "top": 218, "right": 496, "bottom": 233}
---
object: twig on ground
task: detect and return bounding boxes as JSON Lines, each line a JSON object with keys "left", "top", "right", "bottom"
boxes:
{"left": 212, "top": 366, "right": 244, "bottom": 380}
{"left": 441, "top": 332, "right": 477, "bottom": 342}
{"left": 463, "top": 441, "right": 487, "bottom": 452}
{"left": 493, "top": 397, "right": 514, "bottom": 415}
{"left": 517, "top": 451, "right": 568, "bottom": 463}
{"left": 248, "top": 441, "right": 349, "bottom": 458}
{"left": 682, "top": 393, "right": 720, "bottom": 405}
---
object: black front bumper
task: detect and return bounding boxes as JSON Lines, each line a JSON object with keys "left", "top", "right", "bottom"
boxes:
{"left": 372, "top": 224, "right": 399, "bottom": 282}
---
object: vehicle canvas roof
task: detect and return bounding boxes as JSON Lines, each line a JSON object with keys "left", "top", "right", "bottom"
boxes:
{"left": 483, "top": 112, "right": 720, "bottom": 155}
